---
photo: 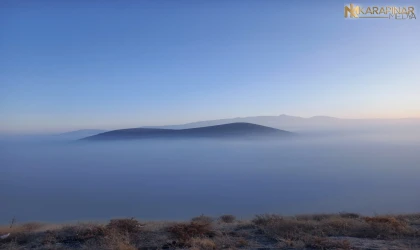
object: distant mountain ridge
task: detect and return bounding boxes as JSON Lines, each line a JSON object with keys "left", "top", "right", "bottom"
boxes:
{"left": 82, "top": 123, "right": 293, "bottom": 141}
{"left": 143, "top": 115, "right": 420, "bottom": 132}
{"left": 57, "top": 129, "right": 106, "bottom": 138}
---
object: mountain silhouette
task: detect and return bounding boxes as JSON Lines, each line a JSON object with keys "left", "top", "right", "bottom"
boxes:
{"left": 82, "top": 123, "right": 293, "bottom": 140}
{"left": 142, "top": 115, "right": 420, "bottom": 132}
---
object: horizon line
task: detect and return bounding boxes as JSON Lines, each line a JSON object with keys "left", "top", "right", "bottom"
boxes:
{"left": 1, "top": 114, "right": 420, "bottom": 135}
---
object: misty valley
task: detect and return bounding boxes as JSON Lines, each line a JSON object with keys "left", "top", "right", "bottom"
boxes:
{"left": 1, "top": 125, "right": 419, "bottom": 224}
{"left": 2, "top": 2, "right": 419, "bottom": 248}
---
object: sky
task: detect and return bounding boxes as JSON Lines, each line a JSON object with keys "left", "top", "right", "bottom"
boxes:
{"left": 1, "top": 0, "right": 419, "bottom": 133}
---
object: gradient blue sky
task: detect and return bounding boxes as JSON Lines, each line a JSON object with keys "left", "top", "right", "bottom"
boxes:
{"left": 1, "top": 0, "right": 419, "bottom": 133}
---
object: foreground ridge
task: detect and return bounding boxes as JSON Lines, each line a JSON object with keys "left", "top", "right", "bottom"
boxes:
{"left": 1, "top": 213, "right": 419, "bottom": 249}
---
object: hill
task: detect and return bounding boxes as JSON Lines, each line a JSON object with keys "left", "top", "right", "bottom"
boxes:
{"left": 82, "top": 123, "right": 293, "bottom": 140}
{"left": 144, "top": 114, "right": 420, "bottom": 132}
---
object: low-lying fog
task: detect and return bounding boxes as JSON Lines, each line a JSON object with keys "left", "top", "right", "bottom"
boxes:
{"left": 1, "top": 128, "right": 420, "bottom": 224}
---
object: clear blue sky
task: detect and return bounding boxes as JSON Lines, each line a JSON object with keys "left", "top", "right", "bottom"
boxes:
{"left": 1, "top": 0, "right": 419, "bottom": 133}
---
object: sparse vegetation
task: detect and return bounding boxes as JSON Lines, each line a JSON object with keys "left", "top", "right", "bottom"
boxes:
{"left": 189, "top": 237, "right": 216, "bottom": 250}
{"left": 1, "top": 213, "right": 419, "bottom": 249}
{"left": 191, "top": 215, "right": 214, "bottom": 224}
{"left": 166, "top": 217, "right": 215, "bottom": 247}
{"left": 106, "top": 218, "right": 143, "bottom": 235}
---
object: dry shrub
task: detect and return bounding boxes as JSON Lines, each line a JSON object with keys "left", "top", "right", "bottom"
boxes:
{"left": 253, "top": 214, "right": 317, "bottom": 241}
{"left": 105, "top": 218, "right": 143, "bottom": 247}
{"left": 167, "top": 221, "right": 214, "bottom": 242}
{"left": 189, "top": 237, "right": 216, "bottom": 249}
{"left": 211, "top": 234, "right": 238, "bottom": 249}
{"left": 365, "top": 216, "right": 402, "bottom": 225}
{"left": 106, "top": 218, "right": 142, "bottom": 235}
{"left": 295, "top": 214, "right": 335, "bottom": 221}
{"left": 305, "top": 236, "right": 351, "bottom": 249}
{"left": 219, "top": 214, "right": 236, "bottom": 223}
{"left": 339, "top": 212, "right": 360, "bottom": 219}
{"left": 254, "top": 213, "right": 417, "bottom": 244}
{"left": 1, "top": 213, "right": 418, "bottom": 249}
{"left": 59, "top": 223, "right": 108, "bottom": 242}
{"left": 319, "top": 217, "right": 368, "bottom": 237}
{"left": 101, "top": 231, "right": 137, "bottom": 250}
{"left": 191, "top": 215, "right": 213, "bottom": 224}
{"left": 255, "top": 221, "right": 353, "bottom": 249}
{"left": 253, "top": 214, "right": 284, "bottom": 226}
{"left": 396, "top": 213, "right": 420, "bottom": 226}
{"left": 364, "top": 216, "right": 413, "bottom": 238}
{"left": 83, "top": 227, "right": 138, "bottom": 250}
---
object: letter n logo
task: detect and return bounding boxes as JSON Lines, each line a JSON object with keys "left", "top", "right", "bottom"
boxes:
{"left": 344, "top": 4, "right": 360, "bottom": 18}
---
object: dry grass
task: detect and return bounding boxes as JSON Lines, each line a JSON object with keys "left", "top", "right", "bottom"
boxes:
{"left": 304, "top": 236, "right": 352, "bottom": 249}
{"left": 191, "top": 215, "right": 213, "bottom": 224}
{"left": 295, "top": 213, "right": 336, "bottom": 221}
{"left": 98, "top": 232, "right": 137, "bottom": 250}
{"left": 252, "top": 213, "right": 419, "bottom": 248}
{"left": 363, "top": 215, "right": 414, "bottom": 238}
{"left": 189, "top": 237, "right": 216, "bottom": 249}
{"left": 167, "top": 215, "right": 216, "bottom": 244}
{"left": 58, "top": 223, "right": 108, "bottom": 243}
{"left": 106, "top": 218, "right": 142, "bottom": 234}
{"left": 166, "top": 220, "right": 215, "bottom": 243}
{"left": 1, "top": 213, "right": 419, "bottom": 249}
{"left": 339, "top": 212, "right": 361, "bottom": 219}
